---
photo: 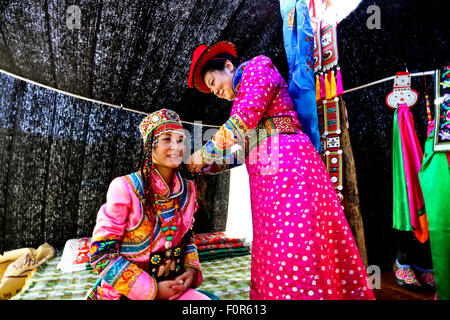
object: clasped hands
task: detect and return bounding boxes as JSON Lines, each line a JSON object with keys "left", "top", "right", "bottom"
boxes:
{"left": 156, "top": 267, "right": 197, "bottom": 300}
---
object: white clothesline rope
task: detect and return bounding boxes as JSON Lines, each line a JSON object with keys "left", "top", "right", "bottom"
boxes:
{"left": 0, "top": 68, "right": 436, "bottom": 129}
{"left": 343, "top": 70, "right": 435, "bottom": 94}
{"left": 0, "top": 68, "right": 221, "bottom": 128}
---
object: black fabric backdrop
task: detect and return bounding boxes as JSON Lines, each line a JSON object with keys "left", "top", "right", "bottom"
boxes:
{"left": 0, "top": 72, "right": 230, "bottom": 252}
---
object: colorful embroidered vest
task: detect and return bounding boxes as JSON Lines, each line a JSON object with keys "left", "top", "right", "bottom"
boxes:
{"left": 120, "top": 171, "right": 193, "bottom": 280}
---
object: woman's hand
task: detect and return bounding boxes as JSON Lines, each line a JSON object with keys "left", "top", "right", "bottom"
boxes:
{"left": 155, "top": 279, "right": 183, "bottom": 300}
{"left": 167, "top": 268, "right": 197, "bottom": 300}
{"left": 187, "top": 149, "right": 206, "bottom": 173}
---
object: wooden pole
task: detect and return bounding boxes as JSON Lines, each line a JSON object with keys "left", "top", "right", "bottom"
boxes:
{"left": 339, "top": 97, "right": 369, "bottom": 269}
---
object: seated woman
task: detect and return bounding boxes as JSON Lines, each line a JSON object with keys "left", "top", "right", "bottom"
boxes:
{"left": 85, "top": 109, "right": 210, "bottom": 300}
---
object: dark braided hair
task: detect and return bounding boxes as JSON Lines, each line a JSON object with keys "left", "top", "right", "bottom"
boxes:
{"left": 139, "top": 131, "right": 155, "bottom": 206}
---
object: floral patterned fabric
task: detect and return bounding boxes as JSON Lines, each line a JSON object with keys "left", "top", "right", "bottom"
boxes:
{"left": 201, "top": 55, "right": 374, "bottom": 300}
{"left": 193, "top": 232, "right": 250, "bottom": 261}
{"left": 394, "top": 259, "right": 421, "bottom": 286}
{"left": 193, "top": 231, "right": 244, "bottom": 246}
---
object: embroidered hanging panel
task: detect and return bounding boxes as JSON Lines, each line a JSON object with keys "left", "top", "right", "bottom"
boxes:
{"left": 433, "top": 65, "right": 450, "bottom": 151}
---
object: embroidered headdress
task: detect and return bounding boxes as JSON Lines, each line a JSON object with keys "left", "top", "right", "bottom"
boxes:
{"left": 138, "top": 108, "right": 185, "bottom": 196}
{"left": 139, "top": 108, "right": 185, "bottom": 146}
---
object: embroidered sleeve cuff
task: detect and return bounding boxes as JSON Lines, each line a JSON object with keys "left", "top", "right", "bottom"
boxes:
{"left": 184, "top": 251, "right": 201, "bottom": 271}
{"left": 202, "top": 114, "right": 248, "bottom": 163}
{"left": 184, "top": 254, "right": 203, "bottom": 288}
{"left": 201, "top": 149, "right": 245, "bottom": 174}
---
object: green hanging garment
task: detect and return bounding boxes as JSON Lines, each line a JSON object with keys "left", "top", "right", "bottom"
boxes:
{"left": 419, "top": 130, "right": 450, "bottom": 300}
{"left": 392, "top": 104, "right": 428, "bottom": 242}
{"left": 392, "top": 108, "right": 413, "bottom": 231}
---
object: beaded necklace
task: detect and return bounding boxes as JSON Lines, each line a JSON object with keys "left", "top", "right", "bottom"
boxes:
{"left": 152, "top": 191, "right": 181, "bottom": 249}
{"left": 140, "top": 166, "right": 182, "bottom": 250}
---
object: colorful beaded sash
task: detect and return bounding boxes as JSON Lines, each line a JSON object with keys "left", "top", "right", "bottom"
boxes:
{"left": 317, "top": 97, "right": 344, "bottom": 202}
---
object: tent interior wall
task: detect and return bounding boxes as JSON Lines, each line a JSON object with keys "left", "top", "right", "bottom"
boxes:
{"left": 0, "top": 0, "right": 448, "bottom": 274}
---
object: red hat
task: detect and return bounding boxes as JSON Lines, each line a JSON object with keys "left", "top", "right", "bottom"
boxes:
{"left": 187, "top": 41, "right": 237, "bottom": 93}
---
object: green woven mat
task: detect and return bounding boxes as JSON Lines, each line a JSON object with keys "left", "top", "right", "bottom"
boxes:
{"left": 11, "top": 253, "right": 251, "bottom": 300}
{"left": 197, "top": 255, "right": 251, "bottom": 300}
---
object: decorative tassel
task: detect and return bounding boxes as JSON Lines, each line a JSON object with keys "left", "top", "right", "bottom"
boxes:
{"left": 425, "top": 94, "right": 432, "bottom": 124}
{"left": 320, "top": 72, "right": 326, "bottom": 99}
{"left": 423, "top": 75, "right": 432, "bottom": 126}
{"left": 316, "top": 74, "right": 321, "bottom": 102}
{"left": 330, "top": 70, "right": 337, "bottom": 98}
{"left": 325, "top": 71, "right": 332, "bottom": 100}
{"left": 336, "top": 66, "right": 344, "bottom": 96}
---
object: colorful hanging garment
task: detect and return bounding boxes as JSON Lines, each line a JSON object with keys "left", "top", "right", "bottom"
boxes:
{"left": 433, "top": 66, "right": 450, "bottom": 152}
{"left": 392, "top": 103, "right": 428, "bottom": 243}
{"left": 320, "top": 24, "right": 339, "bottom": 72}
{"left": 306, "top": 0, "right": 345, "bottom": 206}
{"left": 280, "top": 0, "right": 321, "bottom": 152}
{"left": 419, "top": 127, "right": 450, "bottom": 300}
{"left": 419, "top": 66, "right": 450, "bottom": 299}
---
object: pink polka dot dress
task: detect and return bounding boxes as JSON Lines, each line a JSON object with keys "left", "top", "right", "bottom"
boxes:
{"left": 202, "top": 56, "right": 375, "bottom": 300}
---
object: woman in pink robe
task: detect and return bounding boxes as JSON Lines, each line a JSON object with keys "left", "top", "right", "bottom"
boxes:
{"left": 187, "top": 41, "right": 374, "bottom": 300}
{"left": 86, "top": 109, "right": 210, "bottom": 300}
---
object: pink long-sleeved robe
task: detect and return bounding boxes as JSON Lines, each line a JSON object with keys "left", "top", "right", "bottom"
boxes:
{"left": 202, "top": 55, "right": 375, "bottom": 300}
